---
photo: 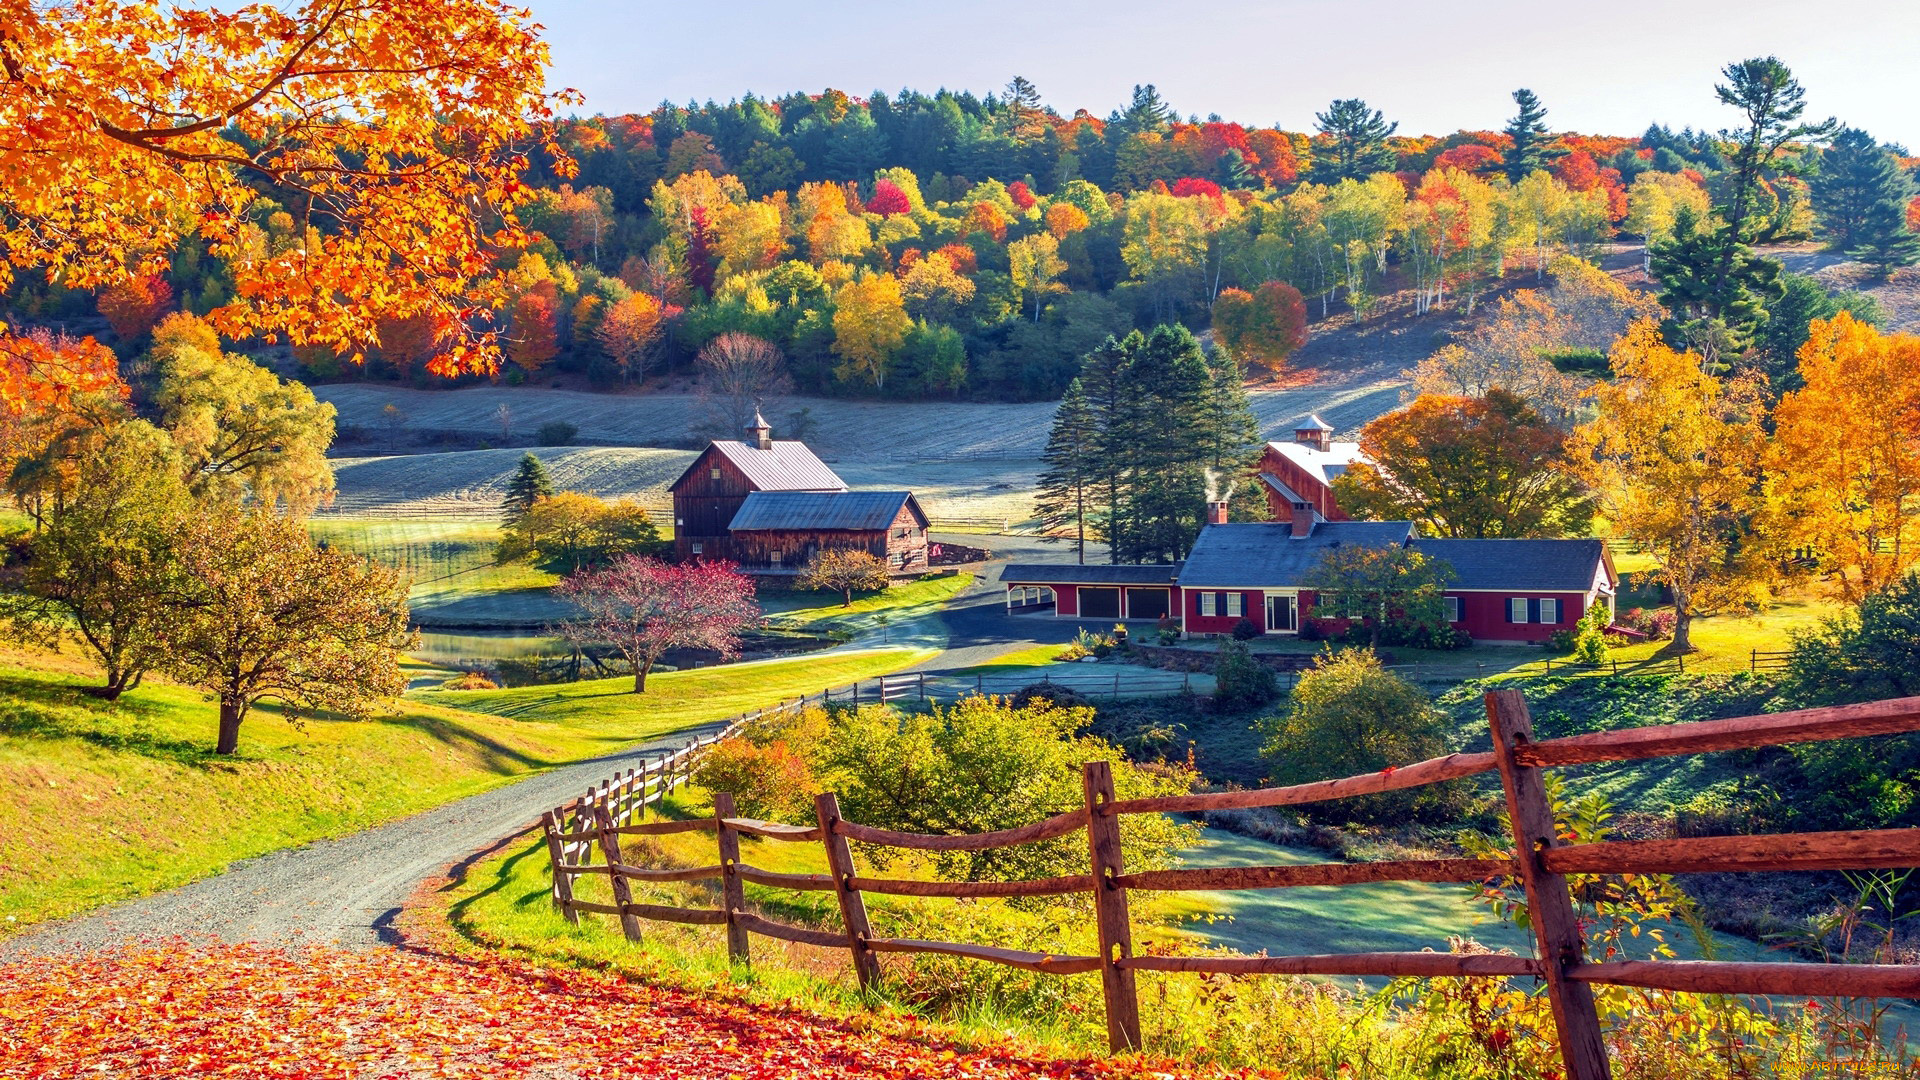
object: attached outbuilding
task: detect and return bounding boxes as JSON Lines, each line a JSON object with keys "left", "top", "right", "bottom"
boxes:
{"left": 727, "top": 490, "right": 930, "bottom": 577}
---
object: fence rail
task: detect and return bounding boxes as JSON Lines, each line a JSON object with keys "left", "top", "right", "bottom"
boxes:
{"left": 819, "top": 670, "right": 1196, "bottom": 708}
{"left": 540, "top": 690, "right": 1920, "bottom": 1080}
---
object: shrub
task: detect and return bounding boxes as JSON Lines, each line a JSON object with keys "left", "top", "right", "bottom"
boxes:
{"left": 1156, "top": 615, "right": 1181, "bottom": 645}
{"left": 1296, "top": 619, "right": 1326, "bottom": 642}
{"left": 1570, "top": 601, "right": 1611, "bottom": 665}
{"left": 691, "top": 737, "right": 815, "bottom": 822}
{"left": 1231, "top": 617, "right": 1260, "bottom": 641}
{"left": 1010, "top": 682, "right": 1091, "bottom": 710}
{"left": 1212, "top": 640, "right": 1280, "bottom": 710}
{"left": 1258, "top": 649, "right": 1466, "bottom": 823}
{"left": 1619, "top": 606, "right": 1675, "bottom": 641}
{"left": 1072, "top": 627, "right": 1115, "bottom": 658}
{"left": 1546, "top": 627, "right": 1579, "bottom": 653}
{"left": 536, "top": 419, "right": 578, "bottom": 445}
{"left": 440, "top": 671, "right": 497, "bottom": 690}
{"left": 818, "top": 697, "right": 1196, "bottom": 883}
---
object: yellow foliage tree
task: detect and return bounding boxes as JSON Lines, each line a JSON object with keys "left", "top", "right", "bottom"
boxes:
{"left": 1570, "top": 322, "right": 1773, "bottom": 651}
{"left": 1007, "top": 233, "right": 1067, "bottom": 321}
{"left": 831, "top": 273, "right": 911, "bottom": 390}
{"left": 1768, "top": 314, "right": 1920, "bottom": 602}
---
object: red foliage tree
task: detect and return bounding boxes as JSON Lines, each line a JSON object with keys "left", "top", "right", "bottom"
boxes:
{"left": 1171, "top": 176, "right": 1223, "bottom": 200}
{"left": 1245, "top": 129, "right": 1300, "bottom": 186}
{"left": 555, "top": 556, "right": 758, "bottom": 693}
{"left": 935, "top": 242, "right": 978, "bottom": 274}
{"left": 687, "top": 205, "right": 718, "bottom": 295}
{"left": 508, "top": 288, "right": 559, "bottom": 373}
{"left": 96, "top": 274, "right": 173, "bottom": 343}
{"left": 1434, "top": 143, "right": 1504, "bottom": 176}
{"left": 1907, "top": 195, "right": 1920, "bottom": 233}
{"left": 1554, "top": 151, "right": 1602, "bottom": 192}
{"left": 1212, "top": 281, "right": 1309, "bottom": 374}
{"left": 963, "top": 201, "right": 1008, "bottom": 242}
{"left": 865, "top": 179, "right": 912, "bottom": 216}
{"left": 1006, "top": 180, "right": 1036, "bottom": 211}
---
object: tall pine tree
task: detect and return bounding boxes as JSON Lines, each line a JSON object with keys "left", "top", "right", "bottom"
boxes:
{"left": 1811, "top": 128, "right": 1920, "bottom": 273}
{"left": 502, "top": 452, "right": 554, "bottom": 525}
{"left": 1112, "top": 326, "right": 1214, "bottom": 565}
{"left": 1503, "top": 89, "right": 1552, "bottom": 183}
{"left": 1195, "top": 346, "right": 1263, "bottom": 511}
{"left": 1035, "top": 379, "right": 1100, "bottom": 564}
{"left": 1311, "top": 99, "right": 1397, "bottom": 183}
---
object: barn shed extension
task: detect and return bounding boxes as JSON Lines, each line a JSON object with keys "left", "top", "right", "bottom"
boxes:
{"left": 727, "top": 491, "right": 930, "bottom": 576}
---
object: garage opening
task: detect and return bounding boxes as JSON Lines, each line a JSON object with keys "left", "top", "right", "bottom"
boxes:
{"left": 1124, "top": 587, "right": 1169, "bottom": 620}
{"left": 1078, "top": 587, "right": 1121, "bottom": 619}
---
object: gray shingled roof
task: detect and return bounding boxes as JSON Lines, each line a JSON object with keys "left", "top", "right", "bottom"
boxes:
{"left": 1000, "top": 562, "right": 1183, "bottom": 586}
{"left": 1177, "top": 521, "right": 1416, "bottom": 587}
{"left": 703, "top": 440, "right": 847, "bottom": 492}
{"left": 729, "top": 491, "right": 923, "bottom": 532}
{"left": 1410, "top": 538, "right": 1610, "bottom": 592}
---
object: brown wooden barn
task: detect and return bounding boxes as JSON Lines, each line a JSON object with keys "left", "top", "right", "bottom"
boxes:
{"left": 726, "top": 491, "right": 930, "bottom": 577}
{"left": 668, "top": 413, "right": 848, "bottom": 563}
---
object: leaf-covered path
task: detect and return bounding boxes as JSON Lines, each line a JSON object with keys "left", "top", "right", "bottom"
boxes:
{"left": 0, "top": 943, "right": 1242, "bottom": 1079}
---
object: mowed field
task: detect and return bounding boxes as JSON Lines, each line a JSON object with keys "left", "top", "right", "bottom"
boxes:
{"left": 317, "top": 367, "right": 1410, "bottom": 522}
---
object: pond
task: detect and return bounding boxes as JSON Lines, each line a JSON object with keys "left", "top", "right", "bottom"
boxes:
{"left": 410, "top": 630, "right": 570, "bottom": 671}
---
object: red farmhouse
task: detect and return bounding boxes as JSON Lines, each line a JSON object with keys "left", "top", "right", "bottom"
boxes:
{"left": 1258, "top": 414, "right": 1367, "bottom": 526}
{"left": 1002, "top": 519, "right": 1615, "bottom": 646}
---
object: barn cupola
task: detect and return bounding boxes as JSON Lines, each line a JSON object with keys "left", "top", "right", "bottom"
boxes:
{"left": 1293, "top": 414, "right": 1334, "bottom": 452}
{"left": 746, "top": 410, "right": 773, "bottom": 450}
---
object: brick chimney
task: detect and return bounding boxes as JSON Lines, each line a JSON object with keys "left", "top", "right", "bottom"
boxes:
{"left": 1206, "top": 501, "right": 1229, "bottom": 526}
{"left": 746, "top": 409, "right": 773, "bottom": 450}
{"left": 1290, "top": 501, "right": 1315, "bottom": 538}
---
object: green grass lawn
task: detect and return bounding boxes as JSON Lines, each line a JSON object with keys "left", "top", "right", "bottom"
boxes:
{"left": 0, "top": 645, "right": 924, "bottom": 932}
{"left": 310, "top": 516, "right": 564, "bottom": 628}
{"left": 759, "top": 573, "right": 973, "bottom": 630}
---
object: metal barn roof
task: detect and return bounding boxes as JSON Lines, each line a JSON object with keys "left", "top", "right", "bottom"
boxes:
{"left": 680, "top": 440, "right": 848, "bottom": 493}
{"left": 728, "top": 491, "right": 924, "bottom": 532}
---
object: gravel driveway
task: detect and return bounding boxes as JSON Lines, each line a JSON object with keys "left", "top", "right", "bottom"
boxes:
{"left": 1, "top": 724, "right": 732, "bottom": 957}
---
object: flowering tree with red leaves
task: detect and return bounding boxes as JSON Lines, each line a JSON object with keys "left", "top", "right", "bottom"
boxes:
{"left": 1212, "top": 281, "right": 1308, "bottom": 373}
{"left": 95, "top": 274, "right": 172, "bottom": 343}
{"left": 555, "top": 555, "right": 758, "bottom": 692}
{"left": 864, "top": 179, "right": 912, "bottom": 216}
{"left": 1006, "top": 180, "right": 1037, "bottom": 211}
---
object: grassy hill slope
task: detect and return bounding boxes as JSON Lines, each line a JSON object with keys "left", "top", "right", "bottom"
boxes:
{"left": 0, "top": 646, "right": 924, "bottom": 931}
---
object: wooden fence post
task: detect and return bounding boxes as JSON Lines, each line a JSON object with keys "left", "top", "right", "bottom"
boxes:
{"left": 593, "top": 802, "right": 644, "bottom": 943}
{"left": 815, "top": 792, "right": 880, "bottom": 990}
{"left": 1486, "top": 689, "right": 1611, "bottom": 1080}
{"left": 1082, "top": 760, "right": 1143, "bottom": 1053}
{"left": 713, "top": 791, "right": 750, "bottom": 967}
{"left": 541, "top": 810, "right": 579, "bottom": 924}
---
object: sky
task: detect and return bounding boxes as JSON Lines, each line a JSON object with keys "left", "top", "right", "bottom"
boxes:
{"left": 533, "top": 0, "right": 1920, "bottom": 149}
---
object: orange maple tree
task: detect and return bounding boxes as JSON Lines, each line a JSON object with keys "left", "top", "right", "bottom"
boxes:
{"left": 0, "top": 0, "right": 569, "bottom": 409}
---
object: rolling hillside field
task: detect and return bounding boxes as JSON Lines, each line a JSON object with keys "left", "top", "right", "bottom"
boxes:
{"left": 316, "top": 367, "right": 1412, "bottom": 522}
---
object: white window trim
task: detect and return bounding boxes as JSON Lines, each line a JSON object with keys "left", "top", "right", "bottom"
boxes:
{"left": 1225, "top": 592, "right": 1244, "bottom": 618}
{"left": 1198, "top": 592, "right": 1216, "bottom": 617}
{"left": 1443, "top": 595, "right": 1461, "bottom": 623}
{"left": 1540, "top": 598, "right": 1560, "bottom": 624}
{"left": 1509, "top": 597, "right": 1528, "bottom": 623}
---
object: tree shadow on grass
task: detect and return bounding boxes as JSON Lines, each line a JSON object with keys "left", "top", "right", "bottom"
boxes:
{"left": 364, "top": 710, "right": 555, "bottom": 775}
{"left": 0, "top": 674, "right": 224, "bottom": 766}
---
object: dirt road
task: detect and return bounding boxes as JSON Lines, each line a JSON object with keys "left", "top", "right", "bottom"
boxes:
{"left": 0, "top": 725, "right": 730, "bottom": 956}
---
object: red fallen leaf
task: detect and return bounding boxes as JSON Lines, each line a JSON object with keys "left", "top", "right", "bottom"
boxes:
{"left": 0, "top": 943, "right": 1272, "bottom": 1080}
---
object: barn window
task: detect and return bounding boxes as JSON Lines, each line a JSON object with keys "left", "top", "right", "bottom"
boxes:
{"left": 769, "top": 551, "right": 783, "bottom": 565}
{"left": 1225, "top": 592, "right": 1244, "bottom": 618}
{"left": 1540, "top": 598, "right": 1561, "bottom": 624}
{"left": 1443, "top": 596, "right": 1461, "bottom": 623}
{"left": 709, "top": 466, "right": 721, "bottom": 480}
{"left": 1198, "top": 592, "right": 1216, "bottom": 617}
{"left": 691, "top": 542, "right": 704, "bottom": 555}
{"left": 1508, "top": 597, "right": 1527, "bottom": 623}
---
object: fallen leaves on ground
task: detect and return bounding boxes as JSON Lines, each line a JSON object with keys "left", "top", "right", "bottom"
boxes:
{"left": 0, "top": 944, "right": 1262, "bottom": 1079}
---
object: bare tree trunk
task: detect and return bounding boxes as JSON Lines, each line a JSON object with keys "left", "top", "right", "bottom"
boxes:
{"left": 216, "top": 700, "right": 245, "bottom": 755}
{"left": 633, "top": 658, "right": 652, "bottom": 694}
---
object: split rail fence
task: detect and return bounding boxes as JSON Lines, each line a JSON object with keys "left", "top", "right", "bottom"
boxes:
{"left": 819, "top": 670, "right": 1197, "bottom": 708}
{"left": 541, "top": 690, "right": 1920, "bottom": 1080}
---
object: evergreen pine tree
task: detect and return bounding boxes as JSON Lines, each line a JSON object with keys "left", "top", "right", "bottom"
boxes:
{"left": 502, "top": 452, "right": 554, "bottom": 525}
{"left": 1216, "top": 148, "right": 1256, "bottom": 190}
{"left": 1811, "top": 128, "right": 1920, "bottom": 274}
{"left": 1503, "top": 89, "right": 1552, "bottom": 183}
{"left": 1035, "top": 379, "right": 1100, "bottom": 564}
{"left": 1311, "top": 99, "right": 1397, "bottom": 183}
{"left": 1116, "top": 84, "right": 1174, "bottom": 136}
{"left": 1650, "top": 205, "right": 1784, "bottom": 365}
{"left": 1076, "top": 335, "right": 1135, "bottom": 565}
{"left": 1195, "top": 346, "right": 1263, "bottom": 505}
{"left": 1114, "top": 326, "right": 1212, "bottom": 564}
